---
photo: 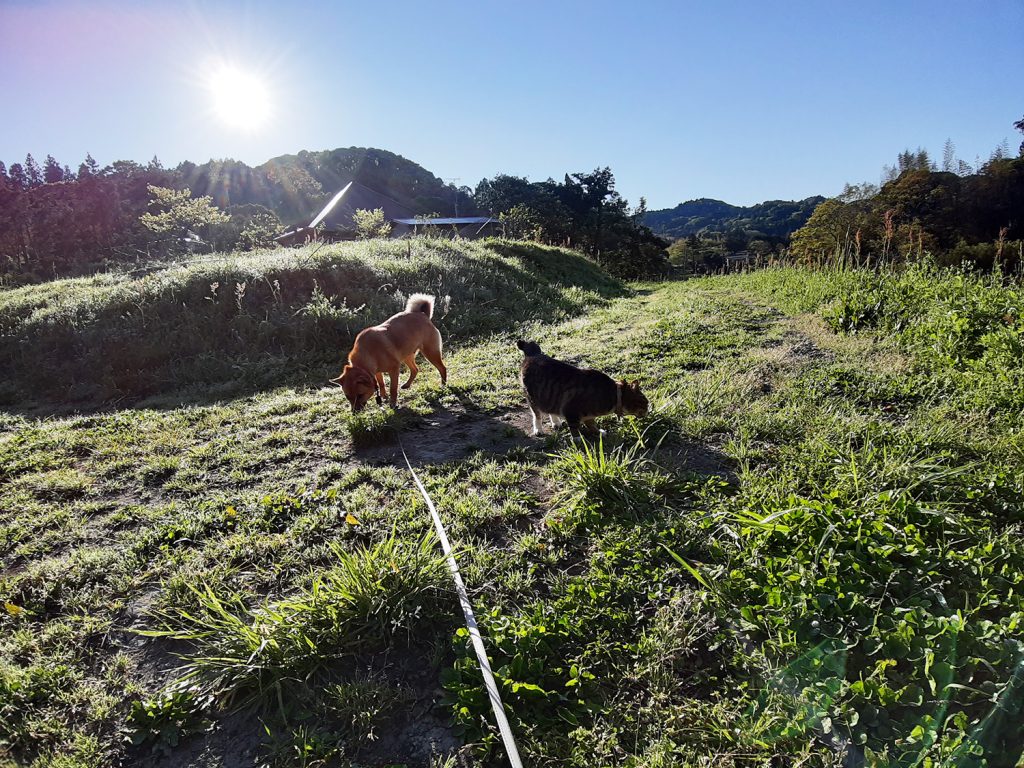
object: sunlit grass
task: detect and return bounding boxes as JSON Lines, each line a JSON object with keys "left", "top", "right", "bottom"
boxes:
{"left": 2, "top": 260, "right": 1023, "bottom": 766}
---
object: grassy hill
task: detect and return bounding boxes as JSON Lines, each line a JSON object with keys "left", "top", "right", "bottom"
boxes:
{"left": 645, "top": 195, "right": 825, "bottom": 239}
{"left": 0, "top": 239, "right": 623, "bottom": 407}
{"left": 1, "top": 247, "right": 1022, "bottom": 767}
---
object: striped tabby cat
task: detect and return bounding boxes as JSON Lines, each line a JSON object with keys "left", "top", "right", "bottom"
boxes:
{"left": 517, "top": 339, "right": 649, "bottom": 435}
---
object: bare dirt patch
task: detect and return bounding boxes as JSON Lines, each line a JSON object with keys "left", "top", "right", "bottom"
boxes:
{"left": 353, "top": 404, "right": 536, "bottom": 469}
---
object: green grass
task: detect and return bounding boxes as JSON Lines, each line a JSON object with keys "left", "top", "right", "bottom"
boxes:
{"left": 0, "top": 238, "right": 624, "bottom": 405}
{"left": 140, "top": 530, "right": 448, "bottom": 710}
{"left": 1, "top": 251, "right": 1023, "bottom": 767}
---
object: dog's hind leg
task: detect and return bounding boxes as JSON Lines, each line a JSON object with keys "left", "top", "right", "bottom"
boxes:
{"left": 421, "top": 328, "right": 447, "bottom": 385}
{"left": 402, "top": 356, "right": 419, "bottom": 389}
{"left": 389, "top": 365, "right": 401, "bottom": 407}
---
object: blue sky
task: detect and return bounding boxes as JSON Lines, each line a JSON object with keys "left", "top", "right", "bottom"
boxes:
{"left": 1, "top": 0, "right": 1022, "bottom": 209}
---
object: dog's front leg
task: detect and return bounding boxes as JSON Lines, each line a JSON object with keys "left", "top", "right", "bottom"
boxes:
{"left": 375, "top": 372, "right": 387, "bottom": 405}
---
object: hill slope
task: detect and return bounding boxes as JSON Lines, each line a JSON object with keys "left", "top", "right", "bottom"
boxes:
{"left": 0, "top": 239, "right": 622, "bottom": 406}
{"left": 644, "top": 195, "right": 825, "bottom": 239}
{"left": 179, "top": 146, "right": 476, "bottom": 225}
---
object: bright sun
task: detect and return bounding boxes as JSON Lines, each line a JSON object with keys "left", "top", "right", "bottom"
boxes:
{"left": 206, "top": 64, "right": 271, "bottom": 131}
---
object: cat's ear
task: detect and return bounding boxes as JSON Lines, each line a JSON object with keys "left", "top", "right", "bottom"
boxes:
{"left": 630, "top": 380, "right": 640, "bottom": 390}
{"left": 618, "top": 379, "right": 627, "bottom": 387}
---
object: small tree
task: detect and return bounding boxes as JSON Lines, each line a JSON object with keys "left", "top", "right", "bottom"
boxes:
{"left": 140, "top": 185, "right": 229, "bottom": 253}
{"left": 238, "top": 210, "right": 282, "bottom": 250}
{"left": 352, "top": 207, "right": 392, "bottom": 239}
{"left": 8, "top": 163, "right": 27, "bottom": 190}
{"left": 499, "top": 204, "right": 540, "bottom": 239}
{"left": 413, "top": 212, "right": 442, "bottom": 238}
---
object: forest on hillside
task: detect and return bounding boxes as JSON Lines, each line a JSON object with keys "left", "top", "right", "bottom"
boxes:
{"left": 644, "top": 196, "right": 825, "bottom": 241}
{"left": 664, "top": 123, "right": 1024, "bottom": 273}
{"left": 0, "top": 148, "right": 668, "bottom": 283}
{"left": 0, "top": 147, "right": 472, "bottom": 283}
{"left": 789, "top": 145, "right": 1024, "bottom": 270}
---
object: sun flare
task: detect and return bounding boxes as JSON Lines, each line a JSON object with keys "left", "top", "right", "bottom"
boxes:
{"left": 206, "top": 64, "right": 271, "bottom": 131}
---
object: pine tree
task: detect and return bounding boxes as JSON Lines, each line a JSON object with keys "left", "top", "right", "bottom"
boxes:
{"left": 43, "top": 154, "right": 64, "bottom": 183}
{"left": 0, "top": 161, "right": 8, "bottom": 190}
{"left": 24, "top": 153, "right": 43, "bottom": 187}
{"left": 989, "top": 139, "right": 1010, "bottom": 163}
{"left": 8, "top": 163, "right": 27, "bottom": 190}
{"left": 78, "top": 153, "right": 100, "bottom": 178}
{"left": 942, "top": 139, "right": 956, "bottom": 173}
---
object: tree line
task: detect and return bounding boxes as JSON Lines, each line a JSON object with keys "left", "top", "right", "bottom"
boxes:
{"left": 0, "top": 154, "right": 285, "bottom": 283}
{"left": 474, "top": 168, "right": 668, "bottom": 277}
{"left": 788, "top": 124, "right": 1024, "bottom": 271}
{"left": 9, "top": 117, "right": 1017, "bottom": 284}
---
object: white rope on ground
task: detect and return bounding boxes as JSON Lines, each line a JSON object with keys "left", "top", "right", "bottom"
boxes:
{"left": 397, "top": 436, "right": 525, "bottom": 768}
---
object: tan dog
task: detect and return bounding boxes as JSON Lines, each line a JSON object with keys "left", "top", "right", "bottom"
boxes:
{"left": 331, "top": 294, "right": 447, "bottom": 412}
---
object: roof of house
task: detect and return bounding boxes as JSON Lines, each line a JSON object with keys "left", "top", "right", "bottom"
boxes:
{"left": 308, "top": 181, "right": 416, "bottom": 230}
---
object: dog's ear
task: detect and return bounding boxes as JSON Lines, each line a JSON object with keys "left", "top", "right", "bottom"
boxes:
{"left": 330, "top": 365, "right": 352, "bottom": 385}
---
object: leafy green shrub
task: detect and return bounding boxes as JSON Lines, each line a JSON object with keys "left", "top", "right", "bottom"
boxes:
{"left": 714, "top": 487, "right": 1024, "bottom": 762}
{"left": 822, "top": 289, "right": 883, "bottom": 333}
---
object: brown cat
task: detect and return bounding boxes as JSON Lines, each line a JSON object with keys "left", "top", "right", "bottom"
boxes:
{"left": 517, "top": 339, "right": 649, "bottom": 435}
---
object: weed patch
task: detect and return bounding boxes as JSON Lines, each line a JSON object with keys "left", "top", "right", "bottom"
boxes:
{"left": 142, "top": 530, "right": 450, "bottom": 710}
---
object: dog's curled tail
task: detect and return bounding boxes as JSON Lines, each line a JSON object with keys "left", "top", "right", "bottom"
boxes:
{"left": 406, "top": 293, "right": 435, "bottom": 317}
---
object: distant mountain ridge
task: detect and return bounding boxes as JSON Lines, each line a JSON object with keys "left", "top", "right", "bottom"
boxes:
{"left": 177, "top": 147, "right": 475, "bottom": 226}
{"left": 644, "top": 196, "right": 825, "bottom": 239}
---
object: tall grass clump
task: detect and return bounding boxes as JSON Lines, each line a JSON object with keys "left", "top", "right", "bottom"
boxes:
{"left": 141, "top": 530, "right": 449, "bottom": 710}
{"left": 0, "top": 238, "right": 625, "bottom": 403}
{"left": 547, "top": 436, "right": 677, "bottom": 532}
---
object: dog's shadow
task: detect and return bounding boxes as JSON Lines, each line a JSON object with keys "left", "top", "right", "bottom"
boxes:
{"left": 348, "top": 392, "right": 538, "bottom": 469}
